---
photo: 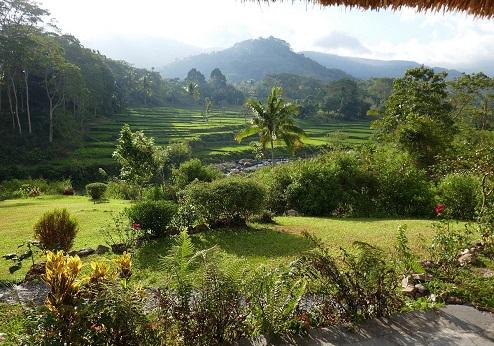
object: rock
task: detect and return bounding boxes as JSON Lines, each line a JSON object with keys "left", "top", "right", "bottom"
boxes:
{"left": 24, "top": 262, "right": 46, "bottom": 282}
{"left": 287, "top": 209, "right": 300, "bottom": 217}
{"left": 414, "top": 284, "right": 427, "bottom": 295}
{"left": 411, "top": 273, "right": 433, "bottom": 282}
{"left": 446, "top": 296, "right": 463, "bottom": 304}
{"left": 95, "top": 245, "right": 110, "bottom": 255}
{"left": 77, "top": 247, "right": 95, "bottom": 257}
{"left": 63, "top": 187, "right": 74, "bottom": 195}
{"left": 458, "top": 253, "right": 475, "bottom": 266}
{"left": 402, "top": 285, "right": 416, "bottom": 297}
{"left": 0, "top": 332, "right": 5, "bottom": 342}
{"left": 460, "top": 248, "right": 470, "bottom": 256}
{"left": 420, "top": 260, "right": 435, "bottom": 269}
{"left": 402, "top": 276, "right": 414, "bottom": 288}
{"left": 111, "top": 243, "right": 128, "bottom": 254}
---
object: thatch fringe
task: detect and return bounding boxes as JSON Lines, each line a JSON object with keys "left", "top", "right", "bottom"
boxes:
{"left": 248, "top": 0, "right": 494, "bottom": 18}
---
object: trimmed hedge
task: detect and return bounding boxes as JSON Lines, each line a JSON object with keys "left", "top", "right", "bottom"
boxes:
{"left": 128, "top": 200, "right": 178, "bottom": 237}
{"left": 176, "top": 177, "right": 266, "bottom": 228}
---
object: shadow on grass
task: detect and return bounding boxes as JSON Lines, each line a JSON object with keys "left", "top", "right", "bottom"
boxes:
{"left": 133, "top": 226, "right": 314, "bottom": 273}
{"left": 0, "top": 201, "right": 37, "bottom": 208}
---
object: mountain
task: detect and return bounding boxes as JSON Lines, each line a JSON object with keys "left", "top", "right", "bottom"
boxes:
{"left": 83, "top": 36, "right": 205, "bottom": 69}
{"left": 160, "top": 37, "right": 351, "bottom": 82}
{"left": 301, "top": 51, "right": 462, "bottom": 80}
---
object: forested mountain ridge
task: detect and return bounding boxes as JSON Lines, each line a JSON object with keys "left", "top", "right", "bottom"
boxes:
{"left": 160, "top": 37, "right": 352, "bottom": 82}
{"left": 301, "top": 51, "right": 463, "bottom": 80}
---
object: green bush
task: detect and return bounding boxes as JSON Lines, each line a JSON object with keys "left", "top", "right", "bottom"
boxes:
{"left": 436, "top": 174, "right": 480, "bottom": 220}
{"left": 106, "top": 180, "right": 140, "bottom": 200}
{"left": 33, "top": 209, "right": 78, "bottom": 251}
{"left": 128, "top": 200, "right": 178, "bottom": 237}
{"left": 172, "top": 159, "right": 220, "bottom": 190}
{"left": 176, "top": 177, "right": 266, "bottom": 228}
{"left": 86, "top": 182, "right": 108, "bottom": 200}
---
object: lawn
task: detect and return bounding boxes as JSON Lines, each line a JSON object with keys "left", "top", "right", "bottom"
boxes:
{"left": 0, "top": 196, "right": 438, "bottom": 286}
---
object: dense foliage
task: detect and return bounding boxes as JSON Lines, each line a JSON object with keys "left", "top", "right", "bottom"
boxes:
{"left": 33, "top": 208, "right": 78, "bottom": 251}
{"left": 128, "top": 200, "right": 178, "bottom": 237}
{"left": 85, "top": 182, "right": 107, "bottom": 200}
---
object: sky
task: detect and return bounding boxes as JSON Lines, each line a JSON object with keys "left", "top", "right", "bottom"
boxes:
{"left": 39, "top": 0, "right": 494, "bottom": 73}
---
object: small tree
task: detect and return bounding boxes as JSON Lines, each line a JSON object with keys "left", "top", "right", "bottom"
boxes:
{"left": 112, "top": 124, "right": 157, "bottom": 197}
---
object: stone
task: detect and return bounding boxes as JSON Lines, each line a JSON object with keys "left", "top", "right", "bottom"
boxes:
{"left": 95, "top": 245, "right": 110, "bottom": 255}
{"left": 0, "top": 333, "right": 5, "bottom": 342}
{"left": 24, "top": 262, "right": 46, "bottom": 282}
{"left": 401, "top": 275, "right": 414, "bottom": 288}
{"left": 402, "top": 285, "right": 416, "bottom": 297}
{"left": 420, "top": 260, "right": 435, "bottom": 269}
{"left": 63, "top": 187, "right": 74, "bottom": 195}
{"left": 460, "top": 248, "right": 470, "bottom": 256}
{"left": 458, "top": 253, "right": 475, "bottom": 266}
{"left": 446, "top": 296, "right": 463, "bottom": 304}
{"left": 111, "top": 243, "right": 128, "bottom": 254}
{"left": 411, "top": 273, "right": 433, "bottom": 282}
{"left": 414, "top": 284, "right": 427, "bottom": 295}
{"left": 77, "top": 247, "right": 95, "bottom": 257}
{"left": 287, "top": 209, "right": 299, "bottom": 217}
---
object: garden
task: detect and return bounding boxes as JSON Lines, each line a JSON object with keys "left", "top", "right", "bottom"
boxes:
{"left": 0, "top": 68, "right": 493, "bottom": 345}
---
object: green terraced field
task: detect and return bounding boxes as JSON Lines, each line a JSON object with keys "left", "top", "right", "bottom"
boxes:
{"left": 48, "top": 106, "right": 373, "bottom": 172}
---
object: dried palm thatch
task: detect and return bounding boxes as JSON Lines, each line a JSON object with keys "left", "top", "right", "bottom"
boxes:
{"left": 249, "top": 0, "right": 494, "bottom": 18}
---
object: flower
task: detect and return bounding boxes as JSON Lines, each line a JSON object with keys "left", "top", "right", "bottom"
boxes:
{"left": 435, "top": 203, "right": 445, "bottom": 216}
{"left": 131, "top": 223, "right": 141, "bottom": 230}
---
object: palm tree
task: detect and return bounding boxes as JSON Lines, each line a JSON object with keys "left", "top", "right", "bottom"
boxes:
{"left": 235, "top": 87, "right": 307, "bottom": 164}
{"left": 183, "top": 82, "right": 200, "bottom": 102}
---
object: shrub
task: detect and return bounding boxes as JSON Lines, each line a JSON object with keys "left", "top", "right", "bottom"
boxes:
{"left": 86, "top": 182, "right": 108, "bottom": 200}
{"left": 436, "top": 173, "right": 480, "bottom": 220}
{"left": 301, "top": 235, "right": 402, "bottom": 323}
{"left": 33, "top": 209, "right": 78, "bottom": 251}
{"left": 128, "top": 200, "right": 178, "bottom": 237}
{"left": 175, "top": 177, "right": 266, "bottom": 229}
{"left": 106, "top": 180, "right": 140, "bottom": 200}
{"left": 172, "top": 159, "right": 220, "bottom": 190}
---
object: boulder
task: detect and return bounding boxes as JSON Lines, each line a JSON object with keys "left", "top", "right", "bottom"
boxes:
{"left": 401, "top": 275, "right": 414, "bottom": 288}
{"left": 24, "top": 262, "right": 46, "bottom": 282}
{"left": 111, "top": 243, "right": 128, "bottom": 254}
{"left": 402, "top": 285, "right": 416, "bottom": 297}
{"left": 95, "top": 245, "right": 110, "bottom": 255}
{"left": 411, "top": 273, "right": 433, "bottom": 282}
{"left": 414, "top": 284, "right": 427, "bottom": 296}
{"left": 446, "top": 296, "right": 463, "bottom": 304}
{"left": 77, "top": 248, "right": 95, "bottom": 257}
{"left": 458, "top": 253, "right": 475, "bottom": 266}
{"left": 286, "top": 209, "right": 300, "bottom": 217}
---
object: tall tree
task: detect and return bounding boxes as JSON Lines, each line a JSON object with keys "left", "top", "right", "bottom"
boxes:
{"left": 235, "top": 86, "right": 306, "bottom": 164}
{"left": 373, "top": 67, "right": 455, "bottom": 168}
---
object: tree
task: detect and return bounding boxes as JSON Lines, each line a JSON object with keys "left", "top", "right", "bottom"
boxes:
{"left": 112, "top": 124, "right": 158, "bottom": 195}
{"left": 235, "top": 86, "right": 306, "bottom": 164}
{"left": 450, "top": 73, "right": 494, "bottom": 130}
{"left": 183, "top": 81, "right": 200, "bottom": 102}
{"left": 373, "top": 67, "right": 455, "bottom": 168}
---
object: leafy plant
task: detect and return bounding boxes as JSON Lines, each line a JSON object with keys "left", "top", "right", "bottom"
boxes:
{"left": 128, "top": 200, "right": 178, "bottom": 237}
{"left": 2, "top": 240, "right": 41, "bottom": 274}
{"left": 85, "top": 182, "right": 108, "bottom": 201}
{"left": 33, "top": 209, "right": 78, "bottom": 252}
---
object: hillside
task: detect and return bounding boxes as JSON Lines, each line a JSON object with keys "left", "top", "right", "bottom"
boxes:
{"left": 160, "top": 37, "right": 351, "bottom": 82}
{"left": 301, "top": 51, "right": 462, "bottom": 79}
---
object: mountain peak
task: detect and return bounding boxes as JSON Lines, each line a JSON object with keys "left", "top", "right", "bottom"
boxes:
{"left": 160, "top": 36, "right": 351, "bottom": 82}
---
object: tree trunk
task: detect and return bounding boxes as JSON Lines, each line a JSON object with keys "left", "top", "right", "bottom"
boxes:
{"left": 270, "top": 138, "right": 275, "bottom": 166}
{"left": 24, "top": 70, "right": 31, "bottom": 134}
{"left": 6, "top": 81, "right": 15, "bottom": 130}
{"left": 10, "top": 77, "right": 21, "bottom": 135}
{"left": 48, "top": 97, "right": 53, "bottom": 143}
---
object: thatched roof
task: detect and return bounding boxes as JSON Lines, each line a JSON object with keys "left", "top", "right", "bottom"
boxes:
{"left": 252, "top": 0, "right": 494, "bottom": 18}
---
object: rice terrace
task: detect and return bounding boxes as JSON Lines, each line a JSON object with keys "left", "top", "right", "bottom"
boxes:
{"left": 0, "top": 0, "right": 493, "bottom": 345}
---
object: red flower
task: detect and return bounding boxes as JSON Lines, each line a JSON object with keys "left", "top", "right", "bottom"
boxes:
{"left": 435, "top": 203, "right": 445, "bottom": 216}
{"left": 131, "top": 223, "right": 141, "bottom": 230}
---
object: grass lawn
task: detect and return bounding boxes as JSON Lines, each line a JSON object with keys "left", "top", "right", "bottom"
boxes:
{"left": 0, "top": 196, "right": 130, "bottom": 281}
{"left": 0, "top": 196, "right": 440, "bottom": 286}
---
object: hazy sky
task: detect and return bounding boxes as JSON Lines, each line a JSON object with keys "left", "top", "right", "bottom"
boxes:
{"left": 39, "top": 0, "right": 494, "bottom": 72}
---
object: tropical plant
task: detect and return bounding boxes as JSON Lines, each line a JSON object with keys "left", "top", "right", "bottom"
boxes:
{"left": 33, "top": 209, "right": 78, "bottom": 251}
{"left": 235, "top": 86, "right": 306, "bottom": 164}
